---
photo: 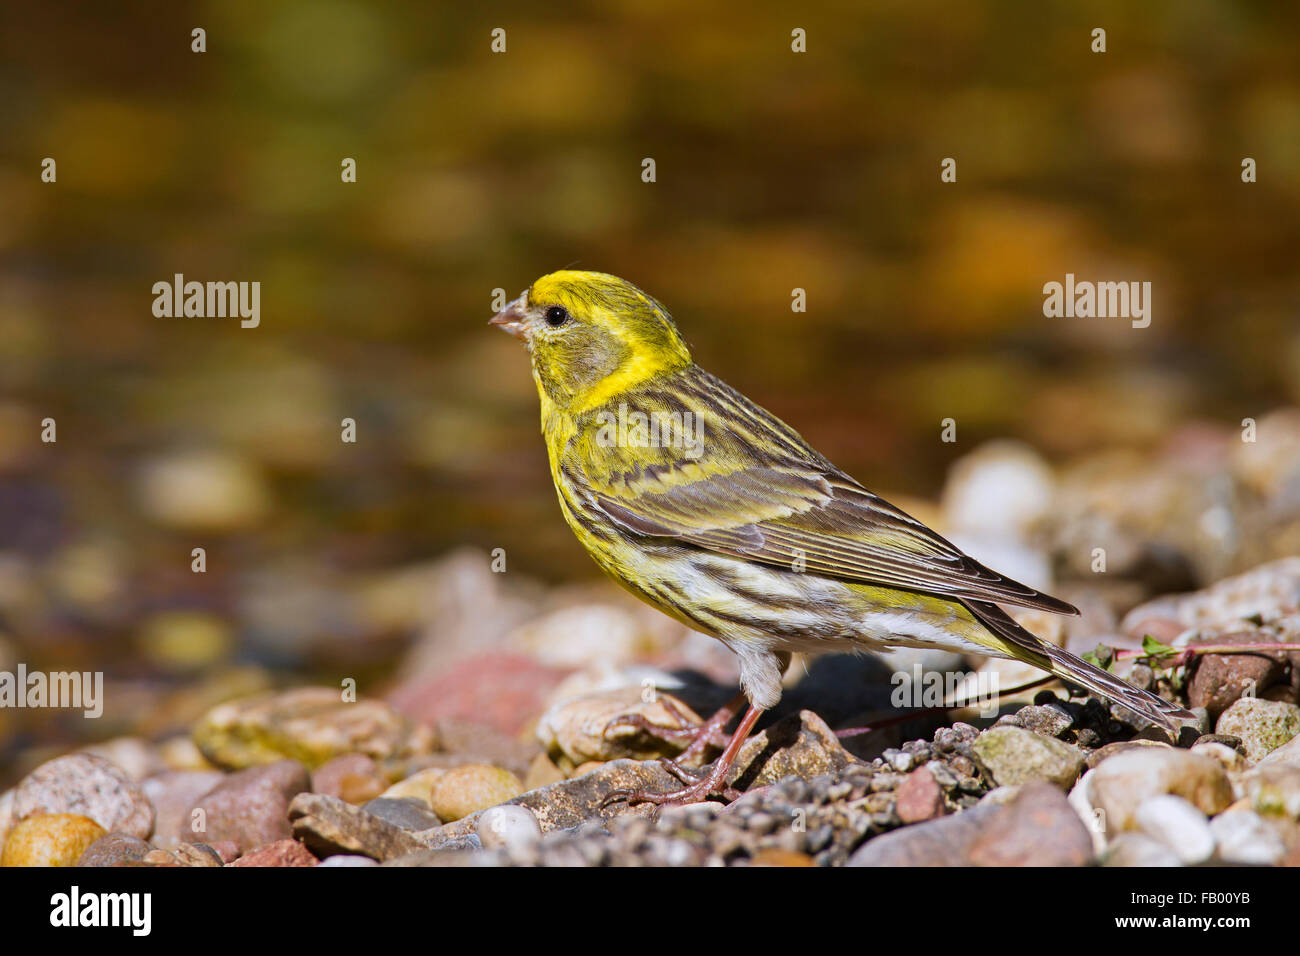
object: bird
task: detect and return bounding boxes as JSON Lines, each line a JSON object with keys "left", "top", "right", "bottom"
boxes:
{"left": 491, "top": 269, "right": 1198, "bottom": 806}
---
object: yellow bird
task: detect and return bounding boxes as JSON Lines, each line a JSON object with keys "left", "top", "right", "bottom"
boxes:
{"left": 492, "top": 270, "right": 1196, "bottom": 805}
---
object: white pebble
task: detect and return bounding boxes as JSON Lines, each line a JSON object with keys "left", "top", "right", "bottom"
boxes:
{"left": 476, "top": 805, "right": 542, "bottom": 850}
{"left": 1104, "top": 833, "right": 1183, "bottom": 867}
{"left": 1134, "top": 794, "right": 1215, "bottom": 864}
{"left": 1067, "top": 769, "right": 1107, "bottom": 856}
{"left": 941, "top": 441, "right": 1055, "bottom": 540}
{"left": 1209, "top": 811, "right": 1284, "bottom": 865}
{"left": 315, "top": 855, "right": 378, "bottom": 867}
{"left": 886, "top": 750, "right": 913, "bottom": 773}
{"left": 661, "top": 838, "right": 696, "bottom": 867}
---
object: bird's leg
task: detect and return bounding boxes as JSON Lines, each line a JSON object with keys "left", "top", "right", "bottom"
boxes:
{"left": 673, "top": 692, "right": 746, "bottom": 763}
{"left": 601, "top": 704, "right": 764, "bottom": 808}
{"left": 601, "top": 691, "right": 746, "bottom": 762}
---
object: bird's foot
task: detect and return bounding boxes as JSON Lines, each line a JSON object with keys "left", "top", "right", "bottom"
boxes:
{"left": 600, "top": 757, "right": 741, "bottom": 810}
{"left": 601, "top": 692, "right": 744, "bottom": 765}
{"left": 600, "top": 702, "right": 763, "bottom": 812}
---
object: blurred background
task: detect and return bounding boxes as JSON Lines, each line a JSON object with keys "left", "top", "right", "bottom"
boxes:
{"left": 1, "top": 1, "right": 1299, "bottom": 778}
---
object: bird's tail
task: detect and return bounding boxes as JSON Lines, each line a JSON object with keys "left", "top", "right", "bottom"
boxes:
{"left": 963, "top": 599, "right": 1199, "bottom": 739}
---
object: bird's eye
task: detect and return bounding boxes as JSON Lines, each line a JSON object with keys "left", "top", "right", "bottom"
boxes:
{"left": 545, "top": 305, "right": 570, "bottom": 327}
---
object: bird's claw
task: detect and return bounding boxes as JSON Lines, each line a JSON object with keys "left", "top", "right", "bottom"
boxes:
{"left": 601, "top": 711, "right": 700, "bottom": 745}
{"left": 599, "top": 758, "right": 741, "bottom": 811}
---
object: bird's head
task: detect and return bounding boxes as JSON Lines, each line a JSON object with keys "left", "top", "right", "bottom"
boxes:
{"left": 491, "top": 270, "right": 693, "bottom": 413}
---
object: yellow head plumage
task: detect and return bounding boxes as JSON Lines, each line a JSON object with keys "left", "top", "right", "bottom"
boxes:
{"left": 491, "top": 271, "right": 692, "bottom": 414}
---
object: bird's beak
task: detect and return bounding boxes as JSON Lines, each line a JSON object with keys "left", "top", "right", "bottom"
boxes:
{"left": 489, "top": 298, "right": 527, "bottom": 340}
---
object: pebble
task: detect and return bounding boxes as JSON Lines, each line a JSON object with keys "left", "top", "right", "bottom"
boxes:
{"left": 141, "top": 849, "right": 181, "bottom": 866}
{"left": 535, "top": 686, "right": 702, "bottom": 764}
{"left": 13, "top": 754, "right": 154, "bottom": 839}
{"left": 1122, "top": 557, "right": 1300, "bottom": 632}
{"left": 476, "top": 805, "right": 543, "bottom": 851}
{"left": 1187, "top": 631, "right": 1287, "bottom": 717}
{"left": 1188, "top": 740, "right": 1248, "bottom": 773}
{"left": 137, "top": 611, "right": 234, "bottom": 672}
{"left": 1067, "top": 770, "right": 1107, "bottom": 855}
{"left": 141, "top": 770, "right": 225, "bottom": 847}
{"left": 136, "top": 450, "right": 269, "bottom": 530}
{"left": 942, "top": 440, "right": 1057, "bottom": 537}
{"left": 157, "top": 735, "right": 218, "bottom": 772}
{"left": 427, "top": 764, "right": 524, "bottom": 823}
{"left": 182, "top": 759, "right": 311, "bottom": 852}
{"left": 750, "top": 849, "right": 815, "bottom": 867}
{"left": 78, "top": 738, "right": 167, "bottom": 781}
{"left": 311, "top": 753, "right": 387, "bottom": 805}
{"left": 1013, "top": 703, "right": 1075, "bottom": 739}
{"left": 423, "top": 760, "right": 683, "bottom": 844}
{"left": 210, "top": 840, "right": 241, "bottom": 863}
{"left": 849, "top": 782, "right": 1091, "bottom": 866}
{"left": 925, "top": 760, "right": 959, "bottom": 789}
{"left": 435, "top": 718, "right": 540, "bottom": 778}
{"left": 1084, "top": 738, "right": 1173, "bottom": 770}
{"left": 289, "top": 793, "right": 427, "bottom": 861}
{"left": 727, "top": 711, "right": 864, "bottom": 789}
{"left": 1103, "top": 832, "right": 1183, "bottom": 867}
{"left": 510, "top": 605, "right": 679, "bottom": 669}
{"left": 380, "top": 767, "right": 446, "bottom": 805}
{"left": 978, "top": 786, "right": 1023, "bottom": 807}
{"left": 1087, "top": 748, "right": 1233, "bottom": 830}
{"left": 1133, "top": 795, "right": 1215, "bottom": 864}
{"left": 1215, "top": 697, "right": 1300, "bottom": 763}
{"left": 970, "top": 726, "right": 1085, "bottom": 789}
{"left": 75, "top": 832, "right": 152, "bottom": 867}
{"left": 227, "top": 839, "right": 318, "bottom": 867}
{"left": 895, "top": 766, "right": 945, "bottom": 823}
{"left": 1242, "top": 766, "right": 1300, "bottom": 819}
{"left": 965, "top": 782, "right": 1095, "bottom": 866}
{"left": 172, "top": 843, "right": 225, "bottom": 867}
{"left": 315, "top": 854, "right": 379, "bottom": 867}
{"left": 523, "top": 753, "right": 567, "bottom": 791}
{"left": 883, "top": 749, "right": 913, "bottom": 772}
{"left": 389, "top": 651, "right": 568, "bottom": 737}
{"left": 1257, "top": 731, "right": 1300, "bottom": 771}
{"left": 359, "top": 798, "right": 441, "bottom": 831}
{"left": 193, "top": 687, "right": 437, "bottom": 770}
{"left": 1210, "top": 810, "right": 1285, "bottom": 865}
{"left": 1232, "top": 409, "right": 1300, "bottom": 500}
{"left": 852, "top": 802, "right": 983, "bottom": 868}
{"left": 543, "top": 661, "right": 700, "bottom": 711}
{"left": 1, "top": 813, "right": 106, "bottom": 867}
{"left": 933, "top": 728, "right": 960, "bottom": 753}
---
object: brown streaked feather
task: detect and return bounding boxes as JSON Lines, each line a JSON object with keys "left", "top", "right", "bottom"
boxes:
{"left": 577, "top": 366, "right": 1079, "bottom": 616}
{"left": 963, "top": 599, "right": 1198, "bottom": 736}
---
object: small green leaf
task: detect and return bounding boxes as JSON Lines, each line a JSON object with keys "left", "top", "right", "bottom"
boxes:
{"left": 1141, "top": 634, "right": 1177, "bottom": 658}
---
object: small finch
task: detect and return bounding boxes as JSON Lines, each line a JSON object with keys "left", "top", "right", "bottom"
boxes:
{"left": 492, "top": 270, "right": 1196, "bottom": 805}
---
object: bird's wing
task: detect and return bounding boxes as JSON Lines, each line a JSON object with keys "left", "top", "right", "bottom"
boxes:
{"left": 575, "top": 370, "right": 1077, "bottom": 615}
